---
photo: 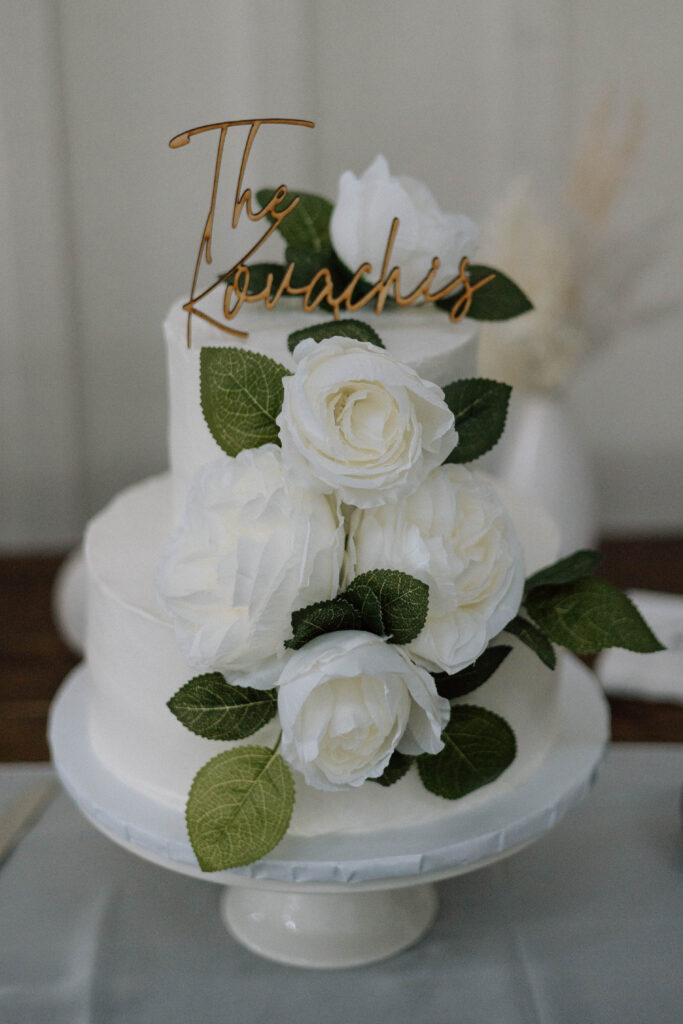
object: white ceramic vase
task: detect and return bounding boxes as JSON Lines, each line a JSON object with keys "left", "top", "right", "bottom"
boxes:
{"left": 480, "top": 391, "right": 598, "bottom": 554}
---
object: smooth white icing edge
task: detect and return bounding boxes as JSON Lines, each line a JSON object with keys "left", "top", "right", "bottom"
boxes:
{"left": 84, "top": 473, "right": 561, "bottom": 837}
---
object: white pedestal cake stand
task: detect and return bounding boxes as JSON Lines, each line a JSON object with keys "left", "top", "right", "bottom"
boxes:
{"left": 49, "top": 656, "right": 608, "bottom": 969}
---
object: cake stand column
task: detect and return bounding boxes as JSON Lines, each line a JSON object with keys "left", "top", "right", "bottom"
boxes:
{"left": 220, "top": 883, "right": 438, "bottom": 969}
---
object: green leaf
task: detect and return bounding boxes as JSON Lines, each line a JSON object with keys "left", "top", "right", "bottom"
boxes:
{"left": 288, "top": 318, "right": 385, "bottom": 354}
{"left": 285, "top": 597, "right": 359, "bottom": 650}
{"left": 167, "top": 674, "right": 277, "bottom": 740}
{"left": 283, "top": 248, "right": 369, "bottom": 315}
{"left": 525, "top": 550, "right": 603, "bottom": 594}
{"left": 442, "top": 378, "right": 511, "bottom": 463}
{"left": 343, "top": 583, "right": 385, "bottom": 637}
{"left": 345, "top": 569, "right": 429, "bottom": 645}
{"left": 524, "top": 578, "right": 665, "bottom": 655}
{"left": 466, "top": 265, "right": 533, "bottom": 321}
{"left": 331, "top": 254, "right": 377, "bottom": 302}
{"left": 256, "top": 188, "right": 333, "bottom": 254}
{"left": 432, "top": 645, "right": 512, "bottom": 700}
{"left": 504, "top": 615, "right": 556, "bottom": 669}
{"left": 283, "top": 245, "right": 330, "bottom": 288}
{"left": 371, "top": 751, "right": 414, "bottom": 787}
{"left": 200, "top": 347, "right": 290, "bottom": 456}
{"left": 220, "top": 262, "right": 287, "bottom": 294}
{"left": 417, "top": 705, "right": 516, "bottom": 799}
{"left": 187, "top": 746, "right": 295, "bottom": 871}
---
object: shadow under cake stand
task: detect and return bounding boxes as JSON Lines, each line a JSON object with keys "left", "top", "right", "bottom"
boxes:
{"left": 49, "top": 655, "right": 608, "bottom": 969}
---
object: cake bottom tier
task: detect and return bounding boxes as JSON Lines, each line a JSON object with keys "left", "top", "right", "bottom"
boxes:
{"left": 84, "top": 473, "right": 561, "bottom": 840}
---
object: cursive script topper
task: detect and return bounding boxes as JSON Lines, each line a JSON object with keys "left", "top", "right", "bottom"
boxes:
{"left": 170, "top": 118, "right": 494, "bottom": 347}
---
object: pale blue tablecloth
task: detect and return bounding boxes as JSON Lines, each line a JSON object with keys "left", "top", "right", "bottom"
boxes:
{"left": 1, "top": 745, "right": 681, "bottom": 1024}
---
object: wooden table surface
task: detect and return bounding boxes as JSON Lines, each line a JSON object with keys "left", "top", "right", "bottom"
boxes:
{"left": 1, "top": 539, "right": 682, "bottom": 761}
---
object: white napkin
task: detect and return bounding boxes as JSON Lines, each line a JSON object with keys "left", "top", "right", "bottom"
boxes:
{"left": 595, "top": 589, "right": 683, "bottom": 703}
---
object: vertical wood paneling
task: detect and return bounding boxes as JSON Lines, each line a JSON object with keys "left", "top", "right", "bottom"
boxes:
{"left": 488, "top": 0, "right": 574, "bottom": 195}
{"left": 0, "top": 1, "right": 83, "bottom": 550}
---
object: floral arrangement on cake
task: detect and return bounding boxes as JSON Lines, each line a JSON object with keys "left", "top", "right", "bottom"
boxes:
{"left": 157, "top": 157, "right": 662, "bottom": 871}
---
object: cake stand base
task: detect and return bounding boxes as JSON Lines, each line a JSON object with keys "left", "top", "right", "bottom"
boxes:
{"left": 220, "top": 883, "right": 437, "bottom": 968}
{"left": 49, "top": 656, "right": 608, "bottom": 969}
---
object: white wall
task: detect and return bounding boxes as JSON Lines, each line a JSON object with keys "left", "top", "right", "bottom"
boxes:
{"left": 1, "top": 0, "right": 682, "bottom": 549}
{"left": 564, "top": 0, "right": 683, "bottom": 531}
{"left": 0, "top": 1, "right": 83, "bottom": 547}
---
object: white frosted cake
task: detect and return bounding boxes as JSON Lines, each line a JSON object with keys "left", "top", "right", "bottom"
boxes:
{"left": 77, "top": 144, "right": 654, "bottom": 875}
{"left": 82, "top": 296, "right": 561, "bottom": 841}
{"left": 54, "top": 142, "right": 662, "bottom": 886}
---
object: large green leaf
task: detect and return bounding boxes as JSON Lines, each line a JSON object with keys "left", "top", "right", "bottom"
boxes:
{"left": 288, "top": 318, "right": 385, "bottom": 354}
{"left": 200, "top": 347, "right": 290, "bottom": 456}
{"left": 504, "top": 615, "right": 556, "bottom": 669}
{"left": 432, "top": 645, "right": 512, "bottom": 700}
{"left": 283, "top": 245, "right": 330, "bottom": 289}
{"left": 371, "top": 751, "right": 414, "bottom": 788}
{"left": 285, "top": 598, "right": 359, "bottom": 650}
{"left": 462, "top": 265, "right": 533, "bottom": 321}
{"left": 343, "top": 583, "right": 385, "bottom": 638}
{"left": 345, "top": 569, "right": 429, "bottom": 645}
{"left": 442, "top": 378, "right": 511, "bottom": 463}
{"left": 186, "top": 747, "right": 294, "bottom": 871}
{"left": 285, "top": 570, "right": 429, "bottom": 650}
{"left": 524, "top": 578, "right": 664, "bottom": 655}
{"left": 417, "top": 705, "right": 516, "bottom": 799}
{"left": 525, "top": 550, "right": 603, "bottom": 594}
{"left": 167, "top": 674, "right": 277, "bottom": 740}
{"left": 282, "top": 247, "right": 370, "bottom": 315}
{"left": 220, "top": 262, "right": 287, "bottom": 295}
{"left": 256, "top": 188, "right": 333, "bottom": 254}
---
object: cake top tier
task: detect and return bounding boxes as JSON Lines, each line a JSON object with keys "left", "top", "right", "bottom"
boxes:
{"left": 165, "top": 294, "right": 479, "bottom": 517}
{"left": 164, "top": 143, "right": 535, "bottom": 516}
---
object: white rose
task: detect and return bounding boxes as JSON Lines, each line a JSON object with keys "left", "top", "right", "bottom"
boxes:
{"left": 330, "top": 154, "right": 479, "bottom": 295}
{"left": 344, "top": 465, "right": 525, "bottom": 674}
{"left": 276, "top": 631, "right": 450, "bottom": 791}
{"left": 276, "top": 336, "right": 457, "bottom": 508}
{"left": 156, "top": 446, "right": 344, "bottom": 676}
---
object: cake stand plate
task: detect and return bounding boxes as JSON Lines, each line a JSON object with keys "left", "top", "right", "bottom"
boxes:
{"left": 49, "top": 656, "right": 608, "bottom": 968}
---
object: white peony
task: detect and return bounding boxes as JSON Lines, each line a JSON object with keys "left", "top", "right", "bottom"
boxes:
{"left": 276, "top": 336, "right": 457, "bottom": 508}
{"left": 156, "top": 446, "right": 344, "bottom": 676}
{"left": 330, "top": 154, "right": 479, "bottom": 295}
{"left": 344, "top": 465, "right": 525, "bottom": 674}
{"left": 276, "top": 630, "right": 450, "bottom": 791}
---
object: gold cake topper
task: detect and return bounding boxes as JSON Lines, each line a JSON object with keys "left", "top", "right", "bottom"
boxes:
{"left": 170, "top": 118, "right": 494, "bottom": 347}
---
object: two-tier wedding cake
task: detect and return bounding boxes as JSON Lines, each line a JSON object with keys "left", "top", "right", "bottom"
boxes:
{"left": 68, "top": 122, "right": 661, "bottom": 873}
